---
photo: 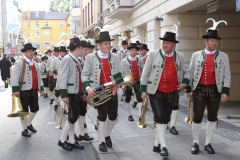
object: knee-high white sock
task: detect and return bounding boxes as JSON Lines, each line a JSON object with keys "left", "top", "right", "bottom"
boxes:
{"left": 125, "top": 102, "right": 131, "bottom": 116}
{"left": 68, "top": 123, "right": 75, "bottom": 144}
{"left": 27, "top": 112, "right": 36, "bottom": 126}
{"left": 170, "top": 110, "right": 179, "bottom": 128}
{"left": 94, "top": 109, "right": 98, "bottom": 126}
{"left": 54, "top": 97, "right": 60, "bottom": 106}
{"left": 98, "top": 121, "right": 106, "bottom": 143}
{"left": 84, "top": 115, "right": 86, "bottom": 123}
{"left": 44, "top": 87, "right": 48, "bottom": 94}
{"left": 156, "top": 124, "right": 167, "bottom": 149}
{"left": 60, "top": 121, "right": 71, "bottom": 143}
{"left": 192, "top": 122, "right": 201, "bottom": 145}
{"left": 205, "top": 121, "right": 217, "bottom": 145}
{"left": 50, "top": 91, "right": 54, "bottom": 99}
{"left": 105, "top": 119, "right": 115, "bottom": 137}
{"left": 154, "top": 135, "right": 160, "bottom": 147}
{"left": 20, "top": 116, "right": 27, "bottom": 131}
{"left": 137, "top": 103, "right": 142, "bottom": 117}
{"left": 78, "top": 116, "right": 85, "bottom": 136}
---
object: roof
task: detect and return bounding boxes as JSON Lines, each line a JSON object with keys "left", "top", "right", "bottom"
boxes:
{"left": 30, "top": 11, "right": 69, "bottom": 20}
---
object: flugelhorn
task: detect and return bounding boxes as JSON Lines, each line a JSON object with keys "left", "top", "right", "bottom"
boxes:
{"left": 137, "top": 98, "right": 148, "bottom": 128}
{"left": 87, "top": 74, "right": 134, "bottom": 107}
{"left": 8, "top": 94, "right": 29, "bottom": 117}
{"left": 55, "top": 101, "right": 68, "bottom": 129}
{"left": 185, "top": 95, "right": 193, "bottom": 123}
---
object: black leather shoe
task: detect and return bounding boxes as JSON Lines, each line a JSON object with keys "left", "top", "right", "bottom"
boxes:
{"left": 204, "top": 143, "right": 215, "bottom": 154}
{"left": 84, "top": 123, "right": 87, "bottom": 128}
{"left": 22, "top": 129, "right": 31, "bottom": 137}
{"left": 5, "top": 83, "right": 8, "bottom": 88}
{"left": 160, "top": 147, "right": 168, "bottom": 156}
{"left": 69, "top": 141, "right": 84, "bottom": 150}
{"left": 120, "top": 96, "right": 124, "bottom": 101}
{"left": 128, "top": 115, "right": 134, "bottom": 121}
{"left": 99, "top": 142, "right": 107, "bottom": 152}
{"left": 79, "top": 133, "right": 93, "bottom": 141}
{"left": 132, "top": 101, "right": 137, "bottom": 108}
{"left": 58, "top": 140, "right": 72, "bottom": 151}
{"left": 43, "top": 94, "right": 48, "bottom": 98}
{"left": 170, "top": 126, "right": 178, "bottom": 135}
{"left": 95, "top": 125, "right": 98, "bottom": 130}
{"left": 27, "top": 124, "right": 37, "bottom": 133}
{"left": 49, "top": 99, "right": 54, "bottom": 105}
{"left": 153, "top": 144, "right": 161, "bottom": 153}
{"left": 54, "top": 105, "right": 58, "bottom": 111}
{"left": 105, "top": 136, "right": 112, "bottom": 148}
{"left": 191, "top": 143, "right": 199, "bottom": 154}
{"left": 64, "top": 109, "right": 68, "bottom": 114}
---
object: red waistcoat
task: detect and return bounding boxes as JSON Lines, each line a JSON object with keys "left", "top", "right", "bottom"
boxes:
{"left": 199, "top": 53, "right": 216, "bottom": 85}
{"left": 31, "top": 65, "right": 38, "bottom": 89}
{"left": 100, "top": 58, "right": 112, "bottom": 85}
{"left": 157, "top": 56, "right": 177, "bottom": 93}
{"left": 131, "top": 60, "right": 140, "bottom": 80}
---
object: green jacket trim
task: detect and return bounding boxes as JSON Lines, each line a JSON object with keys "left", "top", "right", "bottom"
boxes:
{"left": 140, "top": 85, "right": 147, "bottom": 92}
{"left": 53, "top": 70, "right": 57, "bottom": 75}
{"left": 186, "top": 86, "right": 191, "bottom": 93}
{"left": 83, "top": 81, "right": 90, "bottom": 89}
{"left": 222, "top": 87, "right": 230, "bottom": 96}
{"left": 40, "top": 86, "right": 44, "bottom": 91}
{"left": 67, "top": 83, "right": 74, "bottom": 86}
{"left": 182, "top": 78, "right": 190, "bottom": 86}
{"left": 12, "top": 86, "right": 20, "bottom": 92}
{"left": 60, "top": 89, "right": 68, "bottom": 98}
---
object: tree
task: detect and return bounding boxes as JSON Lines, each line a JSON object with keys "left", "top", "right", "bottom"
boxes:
{"left": 49, "top": 0, "right": 70, "bottom": 12}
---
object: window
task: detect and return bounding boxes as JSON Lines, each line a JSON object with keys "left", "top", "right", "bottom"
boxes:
{"left": 88, "top": 3, "right": 90, "bottom": 26}
{"left": 35, "top": 12, "right": 39, "bottom": 17}
{"left": 36, "top": 31, "right": 40, "bottom": 37}
{"left": 85, "top": 6, "right": 87, "bottom": 28}
{"left": 26, "top": 21, "right": 31, "bottom": 27}
{"left": 43, "top": 31, "right": 49, "bottom": 36}
{"left": 83, "top": 9, "right": 84, "bottom": 29}
{"left": 44, "top": 43, "right": 50, "bottom": 50}
{"left": 36, "top": 21, "right": 39, "bottom": 27}
{"left": 74, "top": 0, "right": 79, "bottom": 7}
{"left": 45, "top": 22, "right": 48, "bottom": 27}
{"left": 60, "top": 22, "right": 64, "bottom": 27}
{"left": 35, "top": 44, "right": 40, "bottom": 49}
{"left": 91, "top": 0, "right": 93, "bottom": 23}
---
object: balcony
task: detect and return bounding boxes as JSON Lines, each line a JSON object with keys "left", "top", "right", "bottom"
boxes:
{"left": 108, "top": 0, "right": 133, "bottom": 21}
{"left": 72, "top": 7, "right": 81, "bottom": 26}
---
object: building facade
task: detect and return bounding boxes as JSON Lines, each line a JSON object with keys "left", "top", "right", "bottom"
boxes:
{"left": 70, "top": 0, "right": 81, "bottom": 36}
{"left": 22, "top": 11, "right": 70, "bottom": 53}
{"left": 102, "top": 0, "right": 240, "bottom": 101}
{"left": 0, "top": 2, "right": 3, "bottom": 55}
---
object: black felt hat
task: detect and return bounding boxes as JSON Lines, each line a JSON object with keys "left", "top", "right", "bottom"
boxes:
{"left": 112, "top": 48, "right": 117, "bottom": 53}
{"left": 87, "top": 42, "right": 95, "bottom": 49}
{"left": 95, "top": 31, "right": 114, "bottom": 43}
{"left": 127, "top": 43, "right": 140, "bottom": 51}
{"left": 159, "top": 32, "right": 179, "bottom": 43}
{"left": 21, "top": 43, "right": 36, "bottom": 52}
{"left": 53, "top": 47, "right": 59, "bottom": 51}
{"left": 41, "top": 55, "right": 48, "bottom": 61}
{"left": 202, "top": 29, "right": 222, "bottom": 40}
{"left": 46, "top": 49, "right": 52, "bottom": 53}
{"left": 67, "top": 37, "right": 89, "bottom": 49}
{"left": 136, "top": 41, "right": 142, "bottom": 45}
{"left": 121, "top": 40, "right": 128, "bottom": 45}
{"left": 59, "top": 46, "right": 68, "bottom": 52}
{"left": 140, "top": 44, "right": 149, "bottom": 51}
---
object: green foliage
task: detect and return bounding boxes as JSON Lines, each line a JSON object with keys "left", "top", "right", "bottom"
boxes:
{"left": 49, "top": 0, "right": 70, "bottom": 12}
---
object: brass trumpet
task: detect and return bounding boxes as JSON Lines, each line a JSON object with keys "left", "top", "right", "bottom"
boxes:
{"left": 185, "top": 96, "right": 193, "bottom": 123}
{"left": 55, "top": 101, "right": 68, "bottom": 129}
{"left": 8, "top": 94, "right": 29, "bottom": 117}
{"left": 137, "top": 98, "right": 148, "bottom": 128}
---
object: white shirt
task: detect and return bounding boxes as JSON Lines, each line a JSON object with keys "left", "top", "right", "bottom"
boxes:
{"left": 97, "top": 50, "right": 108, "bottom": 59}
{"left": 162, "top": 49, "right": 173, "bottom": 57}
{"left": 24, "top": 56, "right": 34, "bottom": 66}
{"left": 128, "top": 55, "right": 137, "bottom": 61}
{"left": 122, "top": 49, "right": 128, "bottom": 53}
{"left": 205, "top": 49, "right": 216, "bottom": 55}
{"left": 140, "top": 54, "right": 147, "bottom": 59}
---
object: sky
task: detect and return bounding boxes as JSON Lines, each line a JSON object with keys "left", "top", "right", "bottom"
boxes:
{"left": 17, "top": 0, "right": 50, "bottom": 11}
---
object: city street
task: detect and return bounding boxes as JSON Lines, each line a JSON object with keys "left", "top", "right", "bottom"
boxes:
{"left": 0, "top": 79, "right": 240, "bottom": 160}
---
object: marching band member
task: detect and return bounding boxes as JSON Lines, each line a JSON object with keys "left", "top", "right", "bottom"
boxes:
{"left": 132, "top": 43, "right": 149, "bottom": 108}
{"left": 46, "top": 49, "right": 52, "bottom": 58}
{"left": 33, "top": 51, "right": 39, "bottom": 63}
{"left": 40, "top": 55, "right": 48, "bottom": 98}
{"left": 11, "top": 43, "right": 44, "bottom": 137}
{"left": 187, "top": 19, "right": 230, "bottom": 155}
{"left": 140, "top": 31, "right": 190, "bottom": 156}
{"left": 87, "top": 41, "right": 95, "bottom": 54}
{"left": 58, "top": 37, "right": 89, "bottom": 151}
{"left": 82, "top": 30, "right": 121, "bottom": 152}
{"left": 50, "top": 46, "right": 67, "bottom": 111}
{"left": 121, "top": 43, "right": 144, "bottom": 121}
{"left": 47, "top": 47, "right": 59, "bottom": 105}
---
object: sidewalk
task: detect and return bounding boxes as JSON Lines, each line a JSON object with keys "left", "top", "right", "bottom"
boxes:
{"left": 86, "top": 91, "right": 240, "bottom": 160}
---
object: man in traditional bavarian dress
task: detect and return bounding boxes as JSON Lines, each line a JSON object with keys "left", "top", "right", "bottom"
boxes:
{"left": 47, "top": 47, "right": 59, "bottom": 105}
{"left": 50, "top": 46, "right": 67, "bottom": 111}
{"left": 121, "top": 43, "right": 144, "bottom": 121}
{"left": 87, "top": 41, "right": 95, "bottom": 54}
{"left": 140, "top": 32, "right": 190, "bottom": 156}
{"left": 82, "top": 31, "right": 121, "bottom": 152}
{"left": 187, "top": 19, "right": 230, "bottom": 155}
{"left": 11, "top": 43, "right": 44, "bottom": 137}
{"left": 132, "top": 43, "right": 149, "bottom": 108}
{"left": 40, "top": 55, "right": 48, "bottom": 98}
{"left": 58, "top": 37, "right": 89, "bottom": 151}
{"left": 46, "top": 49, "right": 52, "bottom": 58}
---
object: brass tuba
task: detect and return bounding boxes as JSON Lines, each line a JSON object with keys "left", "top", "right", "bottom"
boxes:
{"left": 55, "top": 101, "right": 68, "bottom": 129}
{"left": 87, "top": 74, "right": 134, "bottom": 107}
{"left": 137, "top": 98, "right": 148, "bottom": 128}
{"left": 8, "top": 94, "right": 29, "bottom": 117}
{"left": 185, "top": 95, "right": 193, "bottom": 123}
